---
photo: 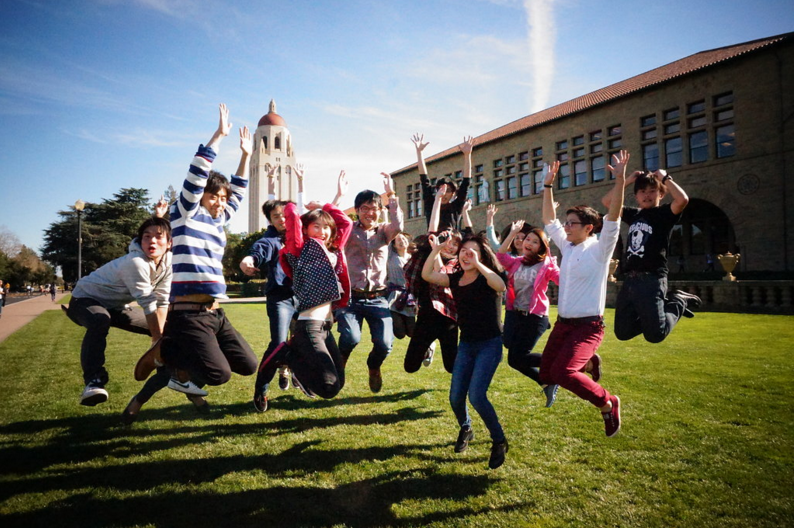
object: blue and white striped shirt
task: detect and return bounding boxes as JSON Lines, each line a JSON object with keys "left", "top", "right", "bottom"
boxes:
{"left": 169, "top": 144, "right": 247, "bottom": 299}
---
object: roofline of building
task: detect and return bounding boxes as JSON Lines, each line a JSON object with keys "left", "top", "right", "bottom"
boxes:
{"left": 391, "top": 32, "right": 793, "bottom": 177}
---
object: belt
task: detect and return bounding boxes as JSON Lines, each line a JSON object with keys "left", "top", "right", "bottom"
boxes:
{"left": 352, "top": 289, "right": 388, "bottom": 300}
{"left": 168, "top": 301, "right": 219, "bottom": 312}
{"left": 512, "top": 309, "right": 532, "bottom": 316}
{"left": 557, "top": 315, "right": 603, "bottom": 325}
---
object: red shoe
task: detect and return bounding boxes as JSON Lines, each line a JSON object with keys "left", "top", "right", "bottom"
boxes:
{"left": 590, "top": 353, "right": 602, "bottom": 383}
{"left": 602, "top": 395, "right": 621, "bottom": 437}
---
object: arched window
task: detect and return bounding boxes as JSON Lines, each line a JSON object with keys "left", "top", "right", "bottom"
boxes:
{"left": 274, "top": 135, "right": 281, "bottom": 150}
{"left": 669, "top": 198, "right": 735, "bottom": 256}
{"left": 261, "top": 136, "right": 268, "bottom": 150}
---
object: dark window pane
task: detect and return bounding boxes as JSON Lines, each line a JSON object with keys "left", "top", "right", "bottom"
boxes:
{"left": 665, "top": 137, "right": 683, "bottom": 168}
{"left": 495, "top": 179, "right": 505, "bottom": 201}
{"left": 506, "top": 155, "right": 516, "bottom": 164}
{"left": 689, "top": 116, "right": 706, "bottom": 128}
{"left": 558, "top": 164, "right": 570, "bottom": 189}
{"left": 532, "top": 147, "right": 543, "bottom": 157}
{"left": 713, "top": 92, "right": 734, "bottom": 106}
{"left": 591, "top": 143, "right": 603, "bottom": 153}
{"left": 573, "top": 135, "right": 584, "bottom": 146}
{"left": 520, "top": 173, "right": 531, "bottom": 196}
{"left": 690, "top": 131, "right": 709, "bottom": 163}
{"left": 475, "top": 164, "right": 484, "bottom": 173}
{"left": 643, "top": 143, "right": 659, "bottom": 171}
{"left": 493, "top": 159, "right": 503, "bottom": 168}
{"left": 507, "top": 165, "right": 517, "bottom": 174}
{"left": 556, "top": 140, "right": 568, "bottom": 150}
{"left": 574, "top": 160, "right": 587, "bottom": 186}
{"left": 664, "top": 108, "right": 680, "bottom": 120}
{"left": 591, "top": 156, "right": 605, "bottom": 182}
{"left": 664, "top": 123, "right": 680, "bottom": 134}
{"left": 519, "top": 162, "right": 529, "bottom": 171}
{"left": 715, "top": 109, "right": 734, "bottom": 121}
{"left": 557, "top": 152, "right": 569, "bottom": 161}
{"left": 608, "top": 125, "right": 622, "bottom": 136}
{"left": 494, "top": 169, "right": 503, "bottom": 178}
{"left": 507, "top": 176, "right": 518, "bottom": 199}
{"left": 574, "top": 147, "right": 585, "bottom": 157}
{"left": 688, "top": 101, "right": 705, "bottom": 114}
{"left": 642, "top": 129, "right": 657, "bottom": 140}
{"left": 519, "top": 151, "right": 529, "bottom": 161}
{"left": 590, "top": 130, "right": 602, "bottom": 141}
{"left": 533, "top": 170, "right": 543, "bottom": 194}
{"left": 608, "top": 138, "right": 622, "bottom": 149}
{"left": 716, "top": 124, "right": 735, "bottom": 158}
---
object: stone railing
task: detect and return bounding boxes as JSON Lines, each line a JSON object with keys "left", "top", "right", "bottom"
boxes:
{"left": 545, "top": 280, "right": 794, "bottom": 315}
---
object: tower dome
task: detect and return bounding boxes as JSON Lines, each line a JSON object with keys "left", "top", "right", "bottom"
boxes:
{"left": 258, "top": 99, "right": 287, "bottom": 127}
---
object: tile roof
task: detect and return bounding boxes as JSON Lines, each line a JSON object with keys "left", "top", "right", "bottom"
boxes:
{"left": 393, "top": 33, "right": 792, "bottom": 175}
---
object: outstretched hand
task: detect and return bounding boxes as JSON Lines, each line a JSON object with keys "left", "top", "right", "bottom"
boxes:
{"left": 459, "top": 135, "right": 475, "bottom": 154}
{"left": 543, "top": 160, "right": 560, "bottom": 186}
{"left": 154, "top": 195, "right": 169, "bottom": 218}
{"left": 510, "top": 219, "right": 525, "bottom": 234}
{"left": 266, "top": 164, "right": 277, "bottom": 179}
{"left": 239, "top": 127, "right": 251, "bottom": 155}
{"left": 486, "top": 204, "right": 496, "bottom": 223}
{"left": 411, "top": 133, "right": 429, "bottom": 152}
{"left": 608, "top": 150, "right": 630, "bottom": 179}
{"left": 218, "top": 103, "right": 232, "bottom": 137}
{"left": 336, "top": 170, "right": 348, "bottom": 198}
{"left": 461, "top": 198, "right": 472, "bottom": 214}
{"left": 294, "top": 163, "right": 305, "bottom": 182}
{"left": 381, "top": 172, "right": 395, "bottom": 194}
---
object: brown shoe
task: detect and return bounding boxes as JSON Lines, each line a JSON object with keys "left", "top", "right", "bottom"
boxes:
{"left": 134, "top": 338, "right": 164, "bottom": 381}
{"left": 368, "top": 368, "right": 382, "bottom": 393}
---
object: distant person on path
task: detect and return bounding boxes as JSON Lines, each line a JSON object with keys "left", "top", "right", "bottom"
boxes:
{"left": 422, "top": 233, "right": 509, "bottom": 469}
{"left": 135, "top": 104, "right": 258, "bottom": 394}
{"left": 540, "top": 153, "right": 627, "bottom": 438}
{"left": 255, "top": 198, "right": 353, "bottom": 399}
{"left": 0, "top": 281, "right": 5, "bottom": 318}
{"left": 703, "top": 253, "right": 715, "bottom": 272}
{"left": 601, "top": 169, "right": 701, "bottom": 343}
{"left": 50, "top": 283, "right": 57, "bottom": 302}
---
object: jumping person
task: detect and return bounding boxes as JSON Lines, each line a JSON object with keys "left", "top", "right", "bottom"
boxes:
{"left": 600, "top": 169, "right": 701, "bottom": 343}
{"left": 336, "top": 174, "right": 403, "bottom": 393}
{"left": 254, "top": 199, "right": 353, "bottom": 400}
{"left": 497, "top": 221, "right": 560, "bottom": 406}
{"left": 412, "top": 134, "right": 474, "bottom": 231}
{"left": 540, "top": 152, "right": 628, "bottom": 438}
{"left": 135, "top": 104, "right": 257, "bottom": 391}
{"left": 423, "top": 234, "right": 509, "bottom": 469}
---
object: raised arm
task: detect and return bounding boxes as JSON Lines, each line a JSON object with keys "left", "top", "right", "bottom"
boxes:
{"left": 428, "top": 185, "right": 445, "bottom": 233}
{"left": 601, "top": 170, "right": 640, "bottom": 209}
{"left": 459, "top": 135, "right": 474, "bottom": 181}
{"left": 382, "top": 172, "right": 404, "bottom": 240}
{"left": 266, "top": 164, "right": 277, "bottom": 199}
{"left": 485, "top": 204, "right": 501, "bottom": 250}
{"left": 656, "top": 169, "right": 689, "bottom": 215}
{"left": 223, "top": 126, "right": 251, "bottom": 223}
{"left": 412, "top": 133, "right": 429, "bottom": 176}
{"left": 542, "top": 161, "right": 561, "bottom": 225}
{"left": 421, "top": 236, "right": 450, "bottom": 287}
{"left": 235, "top": 126, "right": 251, "bottom": 178}
{"left": 293, "top": 163, "right": 306, "bottom": 210}
{"left": 332, "top": 170, "right": 348, "bottom": 207}
{"left": 606, "top": 150, "right": 629, "bottom": 222}
{"left": 460, "top": 199, "right": 473, "bottom": 231}
{"left": 206, "top": 103, "right": 232, "bottom": 152}
{"left": 498, "top": 220, "right": 524, "bottom": 254}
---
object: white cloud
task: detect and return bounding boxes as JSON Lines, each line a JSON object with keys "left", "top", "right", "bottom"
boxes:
{"left": 524, "top": 0, "right": 557, "bottom": 112}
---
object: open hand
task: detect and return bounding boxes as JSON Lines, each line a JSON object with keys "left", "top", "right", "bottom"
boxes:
{"left": 218, "top": 103, "right": 232, "bottom": 137}
{"left": 411, "top": 133, "right": 429, "bottom": 152}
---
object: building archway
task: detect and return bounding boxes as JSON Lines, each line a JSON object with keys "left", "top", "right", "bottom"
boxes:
{"left": 669, "top": 198, "right": 736, "bottom": 266}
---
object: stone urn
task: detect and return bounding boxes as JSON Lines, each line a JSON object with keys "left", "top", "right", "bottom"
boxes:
{"left": 608, "top": 258, "right": 619, "bottom": 282}
{"left": 717, "top": 252, "right": 741, "bottom": 282}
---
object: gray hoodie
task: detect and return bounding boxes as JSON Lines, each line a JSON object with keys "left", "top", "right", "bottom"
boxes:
{"left": 72, "top": 239, "right": 172, "bottom": 315}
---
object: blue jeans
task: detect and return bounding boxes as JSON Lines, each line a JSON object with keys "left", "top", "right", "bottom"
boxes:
{"left": 258, "top": 296, "right": 299, "bottom": 391}
{"left": 336, "top": 297, "right": 394, "bottom": 370}
{"left": 449, "top": 336, "right": 505, "bottom": 442}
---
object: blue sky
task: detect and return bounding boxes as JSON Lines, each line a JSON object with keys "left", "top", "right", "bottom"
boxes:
{"left": 0, "top": 0, "right": 793, "bottom": 257}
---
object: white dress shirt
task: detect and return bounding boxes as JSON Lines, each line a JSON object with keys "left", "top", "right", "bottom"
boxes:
{"left": 545, "top": 217, "right": 620, "bottom": 318}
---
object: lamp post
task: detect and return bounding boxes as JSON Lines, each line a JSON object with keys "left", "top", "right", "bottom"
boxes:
{"left": 75, "top": 199, "right": 85, "bottom": 281}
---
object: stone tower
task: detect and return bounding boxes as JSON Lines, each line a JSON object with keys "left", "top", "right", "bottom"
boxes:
{"left": 248, "top": 99, "right": 296, "bottom": 232}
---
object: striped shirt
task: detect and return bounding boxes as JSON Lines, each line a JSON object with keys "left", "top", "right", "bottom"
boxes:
{"left": 169, "top": 144, "right": 247, "bottom": 299}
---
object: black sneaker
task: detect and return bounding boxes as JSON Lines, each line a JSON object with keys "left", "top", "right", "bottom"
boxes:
{"left": 253, "top": 387, "right": 268, "bottom": 412}
{"left": 80, "top": 379, "right": 108, "bottom": 406}
{"left": 542, "top": 384, "right": 559, "bottom": 408}
{"left": 454, "top": 426, "right": 474, "bottom": 453}
{"left": 488, "top": 439, "right": 509, "bottom": 469}
{"left": 673, "top": 290, "right": 702, "bottom": 317}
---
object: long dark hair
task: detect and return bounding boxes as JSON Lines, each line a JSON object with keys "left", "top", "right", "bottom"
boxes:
{"left": 521, "top": 227, "right": 550, "bottom": 266}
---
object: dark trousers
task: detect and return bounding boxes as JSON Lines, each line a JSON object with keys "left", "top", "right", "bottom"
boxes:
{"left": 614, "top": 273, "right": 688, "bottom": 343}
{"left": 67, "top": 296, "right": 150, "bottom": 385}
{"left": 256, "top": 296, "right": 299, "bottom": 393}
{"left": 289, "top": 319, "right": 346, "bottom": 399}
{"left": 404, "top": 305, "right": 458, "bottom": 373}
{"left": 161, "top": 308, "right": 257, "bottom": 386}
{"left": 503, "top": 311, "right": 550, "bottom": 385}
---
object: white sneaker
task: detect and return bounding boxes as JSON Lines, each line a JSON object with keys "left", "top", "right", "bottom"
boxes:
{"left": 80, "top": 380, "right": 109, "bottom": 406}
{"left": 423, "top": 343, "right": 436, "bottom": 367}
{"left": 167, "top": 377, "right": 208, "bottom": 396}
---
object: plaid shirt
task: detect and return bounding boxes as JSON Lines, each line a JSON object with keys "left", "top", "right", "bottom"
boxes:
{"left": 404, "top": 250, "right": 457, "bottom": 322}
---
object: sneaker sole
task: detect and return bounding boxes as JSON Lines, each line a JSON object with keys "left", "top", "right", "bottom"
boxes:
{"left": 80, "top": 392, "right": 108, "bottom": 406}
{"left": 607, "top": 396, "right": 622, "bottom": 438}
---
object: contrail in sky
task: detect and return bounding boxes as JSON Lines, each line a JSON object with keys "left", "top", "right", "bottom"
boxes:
{"left": 525, "top": 0, "right": 556, "bottom": 113}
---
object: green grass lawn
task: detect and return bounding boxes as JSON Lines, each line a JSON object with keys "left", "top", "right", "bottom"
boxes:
{"left": 0, "top": 305, "right": 792, "bottom": 528}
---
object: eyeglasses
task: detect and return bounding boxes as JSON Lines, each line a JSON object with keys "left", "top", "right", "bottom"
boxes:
{"left": 563, "top": 221, "right": 584, "bottom": 227}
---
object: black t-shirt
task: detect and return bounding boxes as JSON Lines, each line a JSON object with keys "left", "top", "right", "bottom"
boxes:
{"left": 622, "top": 204, "right": 680, "bottom": 275}
{"left": 420, "top": 174, "right": 470, "bottom": 232}
{"left": 448, "top": 271, "right": 502, "bottom": 342}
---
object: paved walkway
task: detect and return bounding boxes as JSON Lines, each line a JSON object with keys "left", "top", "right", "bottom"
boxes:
{"left": 0, "top": 294, "right": 267, "bottom": 344}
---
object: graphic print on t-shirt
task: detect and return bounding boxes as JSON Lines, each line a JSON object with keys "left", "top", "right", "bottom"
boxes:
{"left": 627, "top": 220, "right": 653, "bottom": 258}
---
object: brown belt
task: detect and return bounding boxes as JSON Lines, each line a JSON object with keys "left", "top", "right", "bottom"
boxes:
{"left": 351, "top": 289, "right": 388, "bottom": 300}
{"left": 168, "top": 301, "right": 219, "bottom": 312}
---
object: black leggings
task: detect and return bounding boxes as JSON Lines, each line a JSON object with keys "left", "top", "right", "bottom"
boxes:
{"left": 289, "top": 319, "right": 346, "bottom": 399}
{"left": 404, "top": 305, "right": 458, "bottom": 373}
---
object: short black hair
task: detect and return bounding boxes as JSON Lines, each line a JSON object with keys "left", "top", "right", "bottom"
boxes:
{"left": 354, "top": 190, "right": 382, "bottom": 210}
{"left": 566, "top": 205, "right": 603, "bottom": 234}
{"left": 633, "top": 172, "right": 666, "bottom": 194}
{"left": 434, "top": 178, "right": 457, "bottom": 193}
{"left": 136, "top": 216, "right": 172, "bottom": 243}
{"left": 206, "top": 170, "right": 231, "bottom": 197}
{"left": 262, "top": 199, "right": 291, "bottom": 220}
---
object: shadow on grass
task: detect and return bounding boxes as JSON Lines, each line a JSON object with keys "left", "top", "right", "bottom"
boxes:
{"left": 1, "top": 466, "right": 533, "bottom": 528}
{"left": 0, "top": 403, "right": 443, "bottom": 477}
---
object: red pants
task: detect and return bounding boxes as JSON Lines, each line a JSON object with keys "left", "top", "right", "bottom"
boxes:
{"left": 539, "top": 318, "right": 610, "bottom": 408}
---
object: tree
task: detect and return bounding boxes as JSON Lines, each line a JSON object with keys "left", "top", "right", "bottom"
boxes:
{"left": 41, "top": 188, "right": 154, "bottom": 283}
{"left": 0, "top": 225, "right": 22, "bottom": 257}
{"left": 223, "top": 228, "right": 267, "bottom": 282}
{"left": 5, "top": 245, "right": 53, "bottom": 289}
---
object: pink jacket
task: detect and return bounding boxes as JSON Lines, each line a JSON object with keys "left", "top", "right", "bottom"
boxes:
{"left": 496, "top": 252, "right": 560, "bottom": 316}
